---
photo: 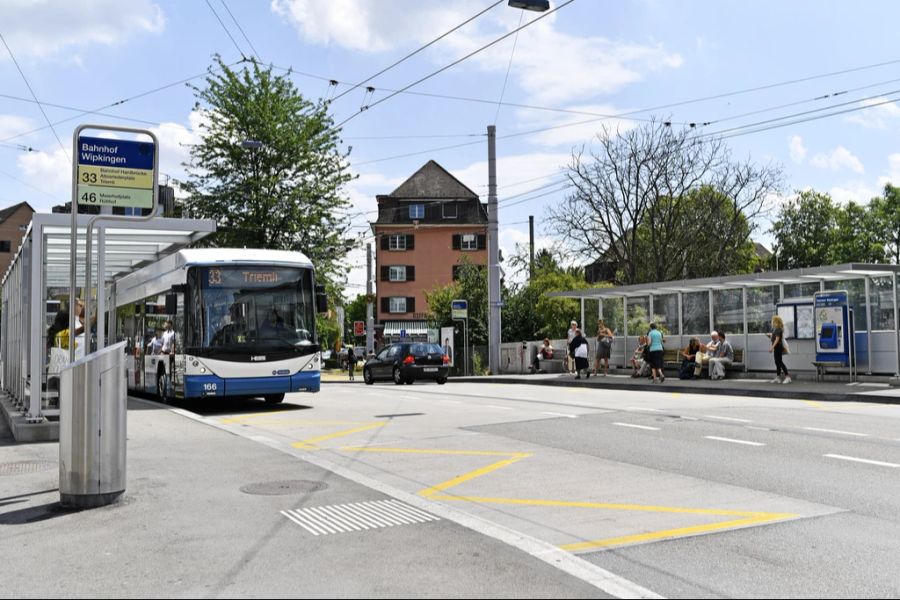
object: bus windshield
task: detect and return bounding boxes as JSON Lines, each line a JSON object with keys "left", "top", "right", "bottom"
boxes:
{"left": 194, "top": 266, "right": 316, "bottom": 352}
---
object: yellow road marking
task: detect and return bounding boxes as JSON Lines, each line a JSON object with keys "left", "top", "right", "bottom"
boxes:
{"left": 802, "top": 400, "right": 826, "bottom": 409}
{"left": 339, "top": 446, "right": 532, "bottom": 497}
{"left": 291, "top": 422, "right": 386, "bottom": 450}
{"left": 671, "top": 392, "right": 682, "bottom": 397}
{"left": 223, "top": 418, "right": 360, "bottom": 427}
{"left": 219, "top": 411, "right": 301, "bottom": 424}
{"left": 430, "top": 495, "right": 793, "bottom": 518}
{"left": 560, "top": 514, "right": 795, "bottom": 552}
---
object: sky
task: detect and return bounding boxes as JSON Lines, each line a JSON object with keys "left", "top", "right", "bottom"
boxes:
{"left": 3, "top": 0, "right": 900, "bottom": 297}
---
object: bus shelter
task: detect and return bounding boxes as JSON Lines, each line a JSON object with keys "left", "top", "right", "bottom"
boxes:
{"left": 1, "top": 212, "right": 216, "bottom": 430}
{"left": 549, "top": 263, "right": 900, "bottom": 379}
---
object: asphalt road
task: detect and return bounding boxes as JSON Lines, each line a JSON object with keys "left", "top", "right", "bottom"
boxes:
{"left": 4, "top": 380, "right": 900, "bottom": 597}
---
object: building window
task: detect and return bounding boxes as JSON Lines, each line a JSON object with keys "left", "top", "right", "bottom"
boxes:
{"left": 461, "top": 234, "right": 477, "bottom": 250}
{"left": 389, "top": 235, "right": 407, "bottom": 250}
{"left": 389, "top": 297, "right": 407, "bottom": 313}
{"left": 0, "top": 241, "right": 10, "bottom": 252}
{"left": 409, "top": 204, "right": 425, "bottom": 219}
{"left": 442, "top": 203, "right": 458, "bottom": 219}
{"left": 389, "top": 266, "right": 407, "bottom": 282}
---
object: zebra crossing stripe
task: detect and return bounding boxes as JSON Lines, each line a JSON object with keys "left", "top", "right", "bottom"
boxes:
{"left": 282, "top": 500, "right": 440, "bottom": 535}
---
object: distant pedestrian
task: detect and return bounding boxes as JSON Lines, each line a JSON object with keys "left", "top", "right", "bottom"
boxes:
{"left": 569, "top": 328, "right": 591, "bottom": 379}
{"left": 594, "top": 320, "right": 613, "bottom": 376}
{"left": 769, "top": 315, "right": 791, "bottom": 384}
{"left": 647, "top": 323, "right": 665, "bottom": 383}
{"left": 347, "top": 346, "right": 356, "bottom": 381}
{"left": 566, "top": 320, "right": 578, "bottom": 373}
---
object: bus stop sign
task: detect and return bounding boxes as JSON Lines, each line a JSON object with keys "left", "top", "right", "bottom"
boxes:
{"left": 77, "top": 136, "right": 156, "bottom": 209}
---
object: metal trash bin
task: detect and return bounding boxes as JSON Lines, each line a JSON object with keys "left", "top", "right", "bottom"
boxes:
{"left": 59, "top": 341, "right": 127, "bottom": 508}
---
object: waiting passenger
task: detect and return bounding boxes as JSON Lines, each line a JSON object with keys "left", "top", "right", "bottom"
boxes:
{"left": 679, "top": 338, "right": 701, "bottom": 380}
{"left": 708, "top": 331, "right": 735, "bottom": 381}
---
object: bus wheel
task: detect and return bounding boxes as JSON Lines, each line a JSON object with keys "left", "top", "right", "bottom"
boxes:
{"left": 264, "top": 394, "right": 285, "bottom": 404}
{"left": 156, "top": 370, "right": 169, "bottom": 403}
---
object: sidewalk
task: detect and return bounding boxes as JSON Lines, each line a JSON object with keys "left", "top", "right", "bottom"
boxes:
{"left": 0, "top": 398, "right": 605, "bottom": 598}
{"left": 451, "top": 372, "right": 900, "bottom": 404}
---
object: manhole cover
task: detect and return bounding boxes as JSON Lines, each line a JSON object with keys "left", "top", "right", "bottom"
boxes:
{"left": 0, "top": 460, "right": 57, "bottom": 476}
{"left": 240, "top": 480, "right": 327, "bottom": 495}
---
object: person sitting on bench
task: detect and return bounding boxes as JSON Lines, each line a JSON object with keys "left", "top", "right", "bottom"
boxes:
{"left": 708, "top": 331, "right": 734, "bottom": 381}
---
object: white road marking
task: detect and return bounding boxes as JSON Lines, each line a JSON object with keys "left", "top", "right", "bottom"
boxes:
{"left": 705, "top": 415, "right": 752, "bottom": 423}
{"left": 746, "top": 426, "right": 771, "bottom": 431}
{"left": 626, "top": 407, "right": 663, "bottom": 412}
{"left": 613, "top": 422, "right": 661, "bottom": 431}
{"left": 542, "top": 412, "right": 577, "bottom": 419}
{"left": 803, "top": 427, "right": 868, "bottom": 437}
{"left": 704, "top": 436, "right": 766, "bottom": 447}
{"left": 486, "top": 405, "right": 514, "bottom": 411}
{"left": 824, "top": 454, "right": 900, "bottom": 468}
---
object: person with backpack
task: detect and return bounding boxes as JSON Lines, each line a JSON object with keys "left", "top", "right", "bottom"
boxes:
{"left": 347, "top": 345, "right": 356, "bottom": 381}
{"left": 569, "top": 328, "right": 591, "bottom": 380}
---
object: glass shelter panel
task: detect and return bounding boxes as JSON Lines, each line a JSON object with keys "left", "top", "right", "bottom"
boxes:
{"left": 682, "top": 291, "right": 709, "bottom": 335}
{"left": 713, "top": 289, "right": 744, "bottom": 336}
{"left": 747, "top": 286, "right": 777, "bottom": 334}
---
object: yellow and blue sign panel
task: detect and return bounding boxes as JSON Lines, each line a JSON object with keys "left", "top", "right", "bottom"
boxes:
{"left": 76, "top": 136, "right": 155, "bottom": 208}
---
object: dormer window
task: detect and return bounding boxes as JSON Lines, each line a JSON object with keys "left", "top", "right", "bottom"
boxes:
{"left": 442, "top": 203, "right": 458, "bottom": 219}
{"left": 409, "top": 204, "right": 425, "bottom": 219}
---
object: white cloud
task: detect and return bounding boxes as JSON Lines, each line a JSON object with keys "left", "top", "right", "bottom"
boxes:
{"left": 876, "top": 152, "right": 900, "bottom": 190}
{"left": 513, "top": 105, "right": 641, "bottom": 148}
{"left": 272, "top": 0, "right": 682, "bottom": 106}
{"left": 788, "top": 135, "right": 806, "bottom": 163}
{"left": 17, "top": 148, "right": 71, "bottom": 194}
{"left": 809, "top": 146, "right": 864, "bottom": 174}
{"left": 0, "top": 115, "right": 34, "bottom": 141}
{"left": 846, "top": 97, "right": 900, "bottom": 130}
{"left": 451, "top": 151, "right": 571, "bottom": 199}
{"left": 2, "top": 0, "right": 165, "bottom": 61}
{"left": 828, "top": 182, "right": 877, "bottom": 205}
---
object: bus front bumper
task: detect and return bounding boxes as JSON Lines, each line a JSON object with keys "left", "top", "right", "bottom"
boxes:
{"left": 184, "top": 371, "right": 320, "bottom": 398}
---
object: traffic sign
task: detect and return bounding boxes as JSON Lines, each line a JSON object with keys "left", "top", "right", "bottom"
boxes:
{"left": 76, "top": 136, "right": 156, "bottom": 208}
{"left": 400, "top": 329, "right": 407, "bottom": 338}
{"left": 451, "top": 299, "right": 468, "bottom": 320}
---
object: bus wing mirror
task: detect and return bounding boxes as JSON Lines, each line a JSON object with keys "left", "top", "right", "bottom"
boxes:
{"left": 315, "top": 284, "right": 328, "bottom": 314}
{"left": 165, "top": 293, "right": 177, "bottom": 315}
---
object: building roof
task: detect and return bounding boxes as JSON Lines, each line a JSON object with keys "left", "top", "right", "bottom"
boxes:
{"left": 0, "top": 201, "right": 34, "bottom": 225}
{"left": 549, "top": 263, "right": 900, "bottom": 300}
{"left": 384, "top": 160, "right": 480, "bottom": 200}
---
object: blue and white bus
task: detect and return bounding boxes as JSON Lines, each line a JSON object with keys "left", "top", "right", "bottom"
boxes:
{"left": 114, "top": 249, "right": 326, "bottom": 403}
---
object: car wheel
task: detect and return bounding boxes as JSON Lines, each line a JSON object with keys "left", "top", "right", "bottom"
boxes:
{"left": 393, "top": 367, "right": 404, "bottom": 385}
{"left": 436, "top": 376, "right": 447, "bottom": 385}
{"left": 264, "top": 394, "right": 285, "bottom": 404}
{"left": 364, "top": 367, "right": 374, "bottom": 385}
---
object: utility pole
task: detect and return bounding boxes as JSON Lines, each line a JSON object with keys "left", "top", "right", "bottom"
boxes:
{"left": 366, "top": 242, "right": 374, "bottom": 354}
{"left": 487, "top": 125, "right": 501, "bottom": 375}
{"left": 529, "top": 215, "right": 535, "bottom": 279}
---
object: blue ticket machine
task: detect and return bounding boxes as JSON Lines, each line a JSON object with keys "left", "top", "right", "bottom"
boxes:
{"left": 814, "top": 291, "right": 853, "bottom": 364}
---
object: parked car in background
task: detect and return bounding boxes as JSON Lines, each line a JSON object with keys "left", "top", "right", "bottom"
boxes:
{"left": 363, "top": 342, "right": 449, "bottom": 385}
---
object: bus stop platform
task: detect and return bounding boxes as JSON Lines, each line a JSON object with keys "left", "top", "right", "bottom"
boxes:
{"left": 450, "top": 371, "right": 900, "bottom": 404}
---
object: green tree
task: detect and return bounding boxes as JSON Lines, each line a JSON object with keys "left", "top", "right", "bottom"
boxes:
{"left": 425, "top": 260, "right": 488, "bottom": 345}
{"left": 768, "top": 190, "right": 838, "bottom": 269}
{"left": 832, "top": 201, "right": 886, "bottom": 264}
{"left": 871, "top": 184, "right": 900, "bottom": 264}
{"left": 181, "top": 56, "right": 355, "bottom": 283}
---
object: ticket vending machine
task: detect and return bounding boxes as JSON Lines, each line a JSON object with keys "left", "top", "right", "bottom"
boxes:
{"left": 814, "top": 290, "right": 854, "bottom": 370}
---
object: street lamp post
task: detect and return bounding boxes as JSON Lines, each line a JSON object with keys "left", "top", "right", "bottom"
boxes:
{"left": 488, "top": 0, "right": 550, "bottom": 376}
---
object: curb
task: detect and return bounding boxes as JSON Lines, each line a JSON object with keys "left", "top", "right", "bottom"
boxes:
{"left": 449, "top": 376, "right": 900, "bottom": 405}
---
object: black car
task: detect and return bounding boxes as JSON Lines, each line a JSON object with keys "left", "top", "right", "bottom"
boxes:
{"left": 363, "top": 342, "right": 449, "bottom": 385}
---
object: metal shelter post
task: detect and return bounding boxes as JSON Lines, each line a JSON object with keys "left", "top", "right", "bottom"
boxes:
{"left": 677, "top": 292, "right": 683, "bottom": 337}
{"left": 623, "top": 296, "right": 628, "bottom": 368}
{"left": 742, "top": 286, "right": 749, "bottom": 372}
{"left": 708, "top": 289, "right": 714, "bottom": 333}
{"left": 28, "top": 223, "right": 43, "bottom": 421}
{"left": 865, "top": 276, "right": 873, "bottom": 375}
{"left": 894, "top": 272, "right": 900, "bottom": 378}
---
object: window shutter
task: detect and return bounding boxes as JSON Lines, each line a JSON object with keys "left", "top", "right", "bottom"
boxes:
{"left": 381, "top": 235, "right": 389, "bottom": 250}
{"left": 452, "top": 234, "right": 461, "bottom": 250}
{"left": 406, "top": 234, "right": 415, "bottom": 250}
{"left": 407, "top": 297, "right": 416, "bottom": 313}
{"left": 407, "top": 266, "right": 415, "bottom": 281}
{"left": 380, "top": 266, "right": 389, "bottom": 281}
{"left": 477, "top": 234, "right": 487, "bottom": 250}
{"left": 381, "top": 297, "right": 390, "bottom": 313}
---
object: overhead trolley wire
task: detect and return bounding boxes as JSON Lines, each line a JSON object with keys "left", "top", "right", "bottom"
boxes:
{"left": 330, "top": 0, "right": 504, "bottom": 104}
{"left": 220, "top": 0, "right": 261, "bottom": 61}
{"left": 334, "top": 0, "right": 577, "bottom": 128}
